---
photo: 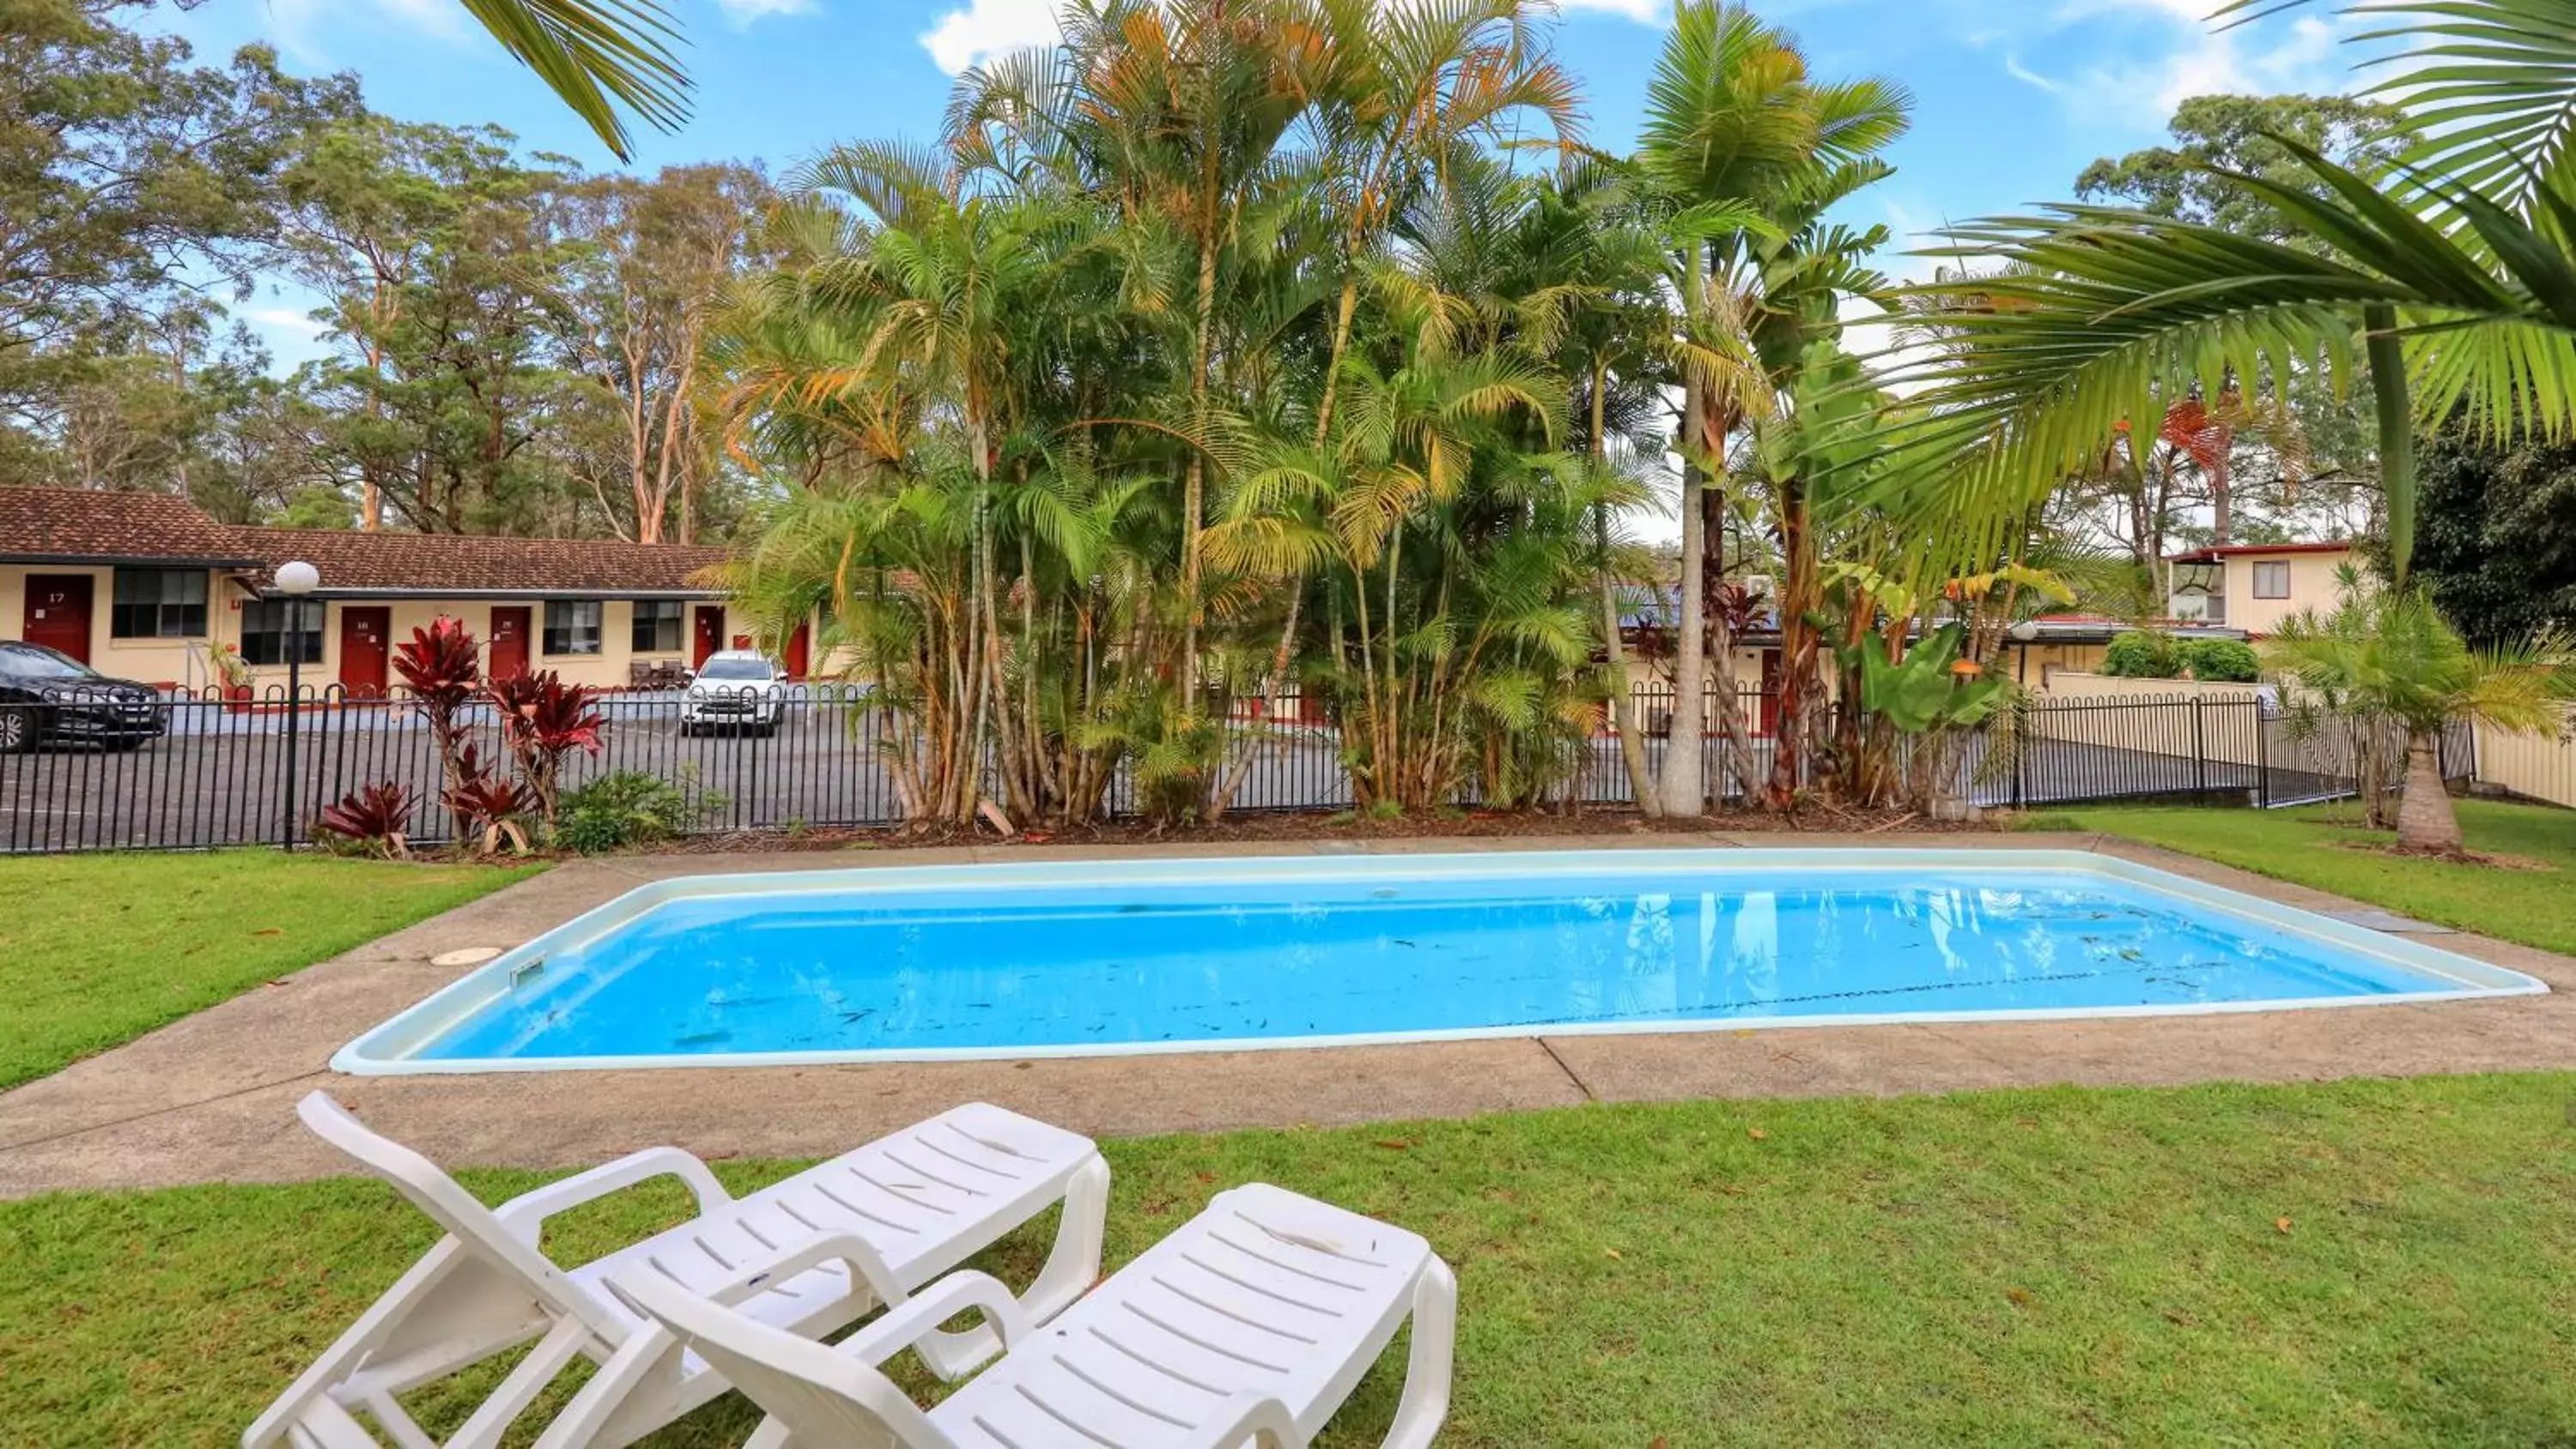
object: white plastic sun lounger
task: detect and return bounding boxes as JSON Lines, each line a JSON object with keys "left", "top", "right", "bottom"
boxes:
{"left": 601, "top": 1182, "right": 1455, "bottom": 1449}
{"left": 246, "top": 1093, "right": 1109, "bottom": 1449}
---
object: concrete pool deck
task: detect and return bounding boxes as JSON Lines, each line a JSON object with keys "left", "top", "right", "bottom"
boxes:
{"left": 4, "top": 831, "right": 2573, "bottom": 1197}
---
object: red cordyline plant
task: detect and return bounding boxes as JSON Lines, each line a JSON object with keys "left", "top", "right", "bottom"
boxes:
{"left": 394, "top": 617, "right": 483, "bottom": 800}
{"left": 484, "top": 670, "right": 606, "bottom": 831}
{"left": 314, "top": 781, "right": 415, "bottom": 859}
{"left": 441, "top": 742, "right": 535, "bottom": 857}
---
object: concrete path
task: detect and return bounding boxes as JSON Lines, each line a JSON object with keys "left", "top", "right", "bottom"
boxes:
{"left": 4, "top": 832, "right": 2572, "bottom": 1197}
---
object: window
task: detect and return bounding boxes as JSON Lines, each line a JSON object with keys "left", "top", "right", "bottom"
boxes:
{"left": 630, "top": 599, "right": 683, "bottom": 652}
{"left": 2252, "top": 561, "right": 2291, "bottom": 599}
{"left": 544, "top": 599, "right": 604, "bottom": 655}
{"left": 697, "top": 655, "right": 775, "bottom": 682}
{"left": 110, "top": 568, "right": 207, "bottom": 639}
{"left": 0, "top": 642, "right": 92, "bottom": 679}
{"left": 238, "top": 599, "right": 322, "bottom": 665}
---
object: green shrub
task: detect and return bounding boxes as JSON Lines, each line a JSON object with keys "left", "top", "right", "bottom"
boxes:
{"left": 556, "top": 770, "right": 715, "bottom": 853}
{"left": 2178, "top": 638, "right": 2261, "bottom": 682}
{"left": 2102, "top": 630, "right": 2182, "bottom": 678}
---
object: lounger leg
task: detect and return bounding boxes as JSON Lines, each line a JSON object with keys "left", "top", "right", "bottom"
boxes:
{"left": 914, "top": 1153, "right": 1111, "bottom": 1381}
{"left": 529, "top": 1324, "right": 691, "bottom": 1449}
{"left": 1381, "top": 1258, "right": 1456, "bottom": 1449}
{"left": 1021, "top": 1155, "right": 1112, "bottom": 1324}
{"left": 443, "top": 1317, "right": 598, "bottom": 1449}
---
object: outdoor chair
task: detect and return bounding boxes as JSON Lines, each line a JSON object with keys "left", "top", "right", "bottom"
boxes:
{"left": 586, "top": 1182, "right": 1456, "bottom": 1449}
{"left": 245, "top": 1093, "right": 1109, "bottom": 1449}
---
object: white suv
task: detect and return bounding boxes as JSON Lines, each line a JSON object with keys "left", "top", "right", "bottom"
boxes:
{"left": 681, "top": 650, "right": 787, "bottom": 737}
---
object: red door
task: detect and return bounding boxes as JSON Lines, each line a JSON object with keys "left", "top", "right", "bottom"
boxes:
{"left": 21, "top": 575, "right": 94, "bottom": 664}
{"left": 338, "top": 607, "right": 391, "bottom": 696}
{"left": 691, "top": 606, "right": 723, "bottom": 669}
{"left": 783, "top": 619, "right": 811, "bottom": 680}
{"left": 489, "top": 607, "right": 531, "bottom": 681}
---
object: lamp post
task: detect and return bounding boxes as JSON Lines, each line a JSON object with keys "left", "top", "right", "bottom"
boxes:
{"left": 275, "top": 561, "right": 319, "bottom": 850}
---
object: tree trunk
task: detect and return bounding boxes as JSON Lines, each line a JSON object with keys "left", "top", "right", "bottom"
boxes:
{"left": 1179, "top": 187, "right": 1221, "bottom": 708}
{"left": 1601, "top": 537, "right": 1657, "bottom": 819}
{"left": 2364, "top": 303, "right": 2418, "bottom": 586}
{"left": 1658, "top": 254, "right": 1710, "bottom": 819}
{"left": 1765, "top": 478, "right": 1813, "bottom": 811}
{"left": 2208, "top": 444, "right": 2232, "bottom": 547}
{"left": 1587, "top": 365, "right": 1656, "bottom": 817}
{"left": 2393, "top": 730, "right": 2462, "bottom": 855}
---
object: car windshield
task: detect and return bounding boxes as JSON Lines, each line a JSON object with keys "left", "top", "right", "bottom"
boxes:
{"left": 1, "top": 645, "right": 94, "bottom": 681}
{"left": 697, "top": 658, "right": 773, "bottom": 682}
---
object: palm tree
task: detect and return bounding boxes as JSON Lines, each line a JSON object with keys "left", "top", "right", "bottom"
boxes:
{"left": 2265, "top": 590, "right": 2571, "bottom": 855}
{"left": 1890, "top": 0, "right": 2576, "bottom": 589}
{"left": 946, "top": 1, "right": 1312, "bottom": 709}
{"left": 458, "top": 0, "right": 690, "bottom": 161}
{"left": 1287, "top": 0, "right": 1583, "bottom": 440}
{"left": 1633, "top": 0, "right": 1909, "bottom": 815}
{"left": 1510, "top": 159, "right": 1682, "bottom": 812}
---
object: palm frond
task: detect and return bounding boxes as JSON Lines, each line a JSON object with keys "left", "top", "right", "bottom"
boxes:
{"left": 458, "top": 0, "right": 690, "bottom": 161}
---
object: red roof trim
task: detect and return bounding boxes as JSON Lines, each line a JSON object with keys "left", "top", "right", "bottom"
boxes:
{"left": 2164, "top": 540, "right": 2354, "bottom": 563}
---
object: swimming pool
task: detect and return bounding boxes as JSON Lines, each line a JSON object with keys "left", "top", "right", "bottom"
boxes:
{"left": 335, "top": 850, "right": 2547, "bottom": 1074}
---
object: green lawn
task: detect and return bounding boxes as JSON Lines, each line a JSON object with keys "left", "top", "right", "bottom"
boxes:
{"left": 0, "top": 852, "right": 537, "bottom": 1090}
{"left": 5, "top": 1075, "right": 2574, "bottom": 1446}
{"left": 2027, "top": 798, "right": 2576, "bottom": 955}
{"left": 7, "top": 824, "right": 2575, "bottom": 1445}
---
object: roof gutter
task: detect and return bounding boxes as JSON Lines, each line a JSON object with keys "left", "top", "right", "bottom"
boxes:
{"left": 0, "top": 553, "right": 264, "bottom": 569}
{"left": 253, "top": 586, "right": 729, "bottom": 601}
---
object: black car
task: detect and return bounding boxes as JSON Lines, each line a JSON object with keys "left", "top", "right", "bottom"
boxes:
{"left": 0, "top": 642, "right": 166, "bottom": 753}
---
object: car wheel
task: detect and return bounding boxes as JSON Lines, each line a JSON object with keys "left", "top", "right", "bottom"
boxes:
{"left": 0, "top": 709, "right": 33, "bottom": 755}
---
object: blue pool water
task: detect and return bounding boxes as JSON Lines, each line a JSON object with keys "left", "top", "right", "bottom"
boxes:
{"left": 363, "top": 852, "right": 2539, "bottom": 1070}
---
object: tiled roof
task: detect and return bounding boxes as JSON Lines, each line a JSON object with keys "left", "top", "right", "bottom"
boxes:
{"left": 231, "top": 528, "right": 734, "bottom": 596}
{"left": 0, "top": 486, "right": 735, "bottom": 594}
{"left": 0, "top": 487, "right": 260, "bottom": 564}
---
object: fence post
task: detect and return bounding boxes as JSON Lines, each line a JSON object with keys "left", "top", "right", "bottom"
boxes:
{"left": 2191, "top": 696, "right": 2206, "bottom": 796}
{"left": 2255, "top": 699, "right": 2269, "bottom": 809}
{"left": 748, "top": 709, "right": 765, "bottom": 831}
{"left": 2012, "top": 704, "right": 2026, "bottom": 809}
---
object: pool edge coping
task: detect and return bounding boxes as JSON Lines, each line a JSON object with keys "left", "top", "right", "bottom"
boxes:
{"left": 328, "top": 846, "right": 2552, "bottom": 1076}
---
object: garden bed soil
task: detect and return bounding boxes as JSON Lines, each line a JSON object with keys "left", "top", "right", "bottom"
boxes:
{"left": 640, "top": 803, "right": 1997, "bottom": 856}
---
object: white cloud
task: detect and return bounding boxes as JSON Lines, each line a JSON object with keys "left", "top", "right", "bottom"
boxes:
{"left": 920, "top": 0, "right": 1062, "bottom": 74}
{"left": 245, "top": 306, "right": 330, "bottom": 338}
{"left": 1999, "top": 2, "right": 2349, "bottom": 136}
{"left": 1557, "top": 0, "right": 1665, "bottom": 22}
{"left": 179, "top": 0, "right": 474, "bottom": 70}
{"left": 714, "top": 0, "right": 817, "bottom": 25}
{"left": 2002, "top": 53, "right": 2066, "bottom": 97}
{"left": 2101, "top": 12, "right": 2342, "bottom": 122}
{"left": 376, "top": 0, "right": 471, "bottom": 41}
{"left": 914, "top": 0, "right": 1666, "bottom": 76}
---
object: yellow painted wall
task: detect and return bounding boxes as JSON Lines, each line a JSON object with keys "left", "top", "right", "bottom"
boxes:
{"left": 2038, "top": 670, "right": 2264, "bottom": 702}
{"left": 0, "top": 564, "right": 226, "bottom": 688}
{"left": 234, "top": 597, "right": 710, "bottom": 692}
{"left": 1, "top": 564, "right": 738, "bottom": 693}
{"left": 2031, "top": 671, "right": 2269, "bottom": 767}
{"left": 2217, "top": 551, "right": 2352, "bottom": 636}
{"left": 2005, "top": 641, "right": 2108, "bottom": 686}
{"left": 2472, "top": 716, "right": 2576, "bottom": 808}
{"left": 1600, "top": 648, "right": 1779, "bottom": 694}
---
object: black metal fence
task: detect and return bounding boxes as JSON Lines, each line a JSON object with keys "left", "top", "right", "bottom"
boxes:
{"left": 0, "top": 682, "right": 2476, "bottom": 854}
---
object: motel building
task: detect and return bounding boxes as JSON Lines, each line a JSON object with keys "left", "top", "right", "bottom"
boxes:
{"left": 0, "top": 488, "right": 809, "bottom": 694}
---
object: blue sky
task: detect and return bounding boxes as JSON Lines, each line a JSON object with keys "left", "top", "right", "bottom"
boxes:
{"left": 161, "top": 0, "right": 2364, "bottom": 362}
